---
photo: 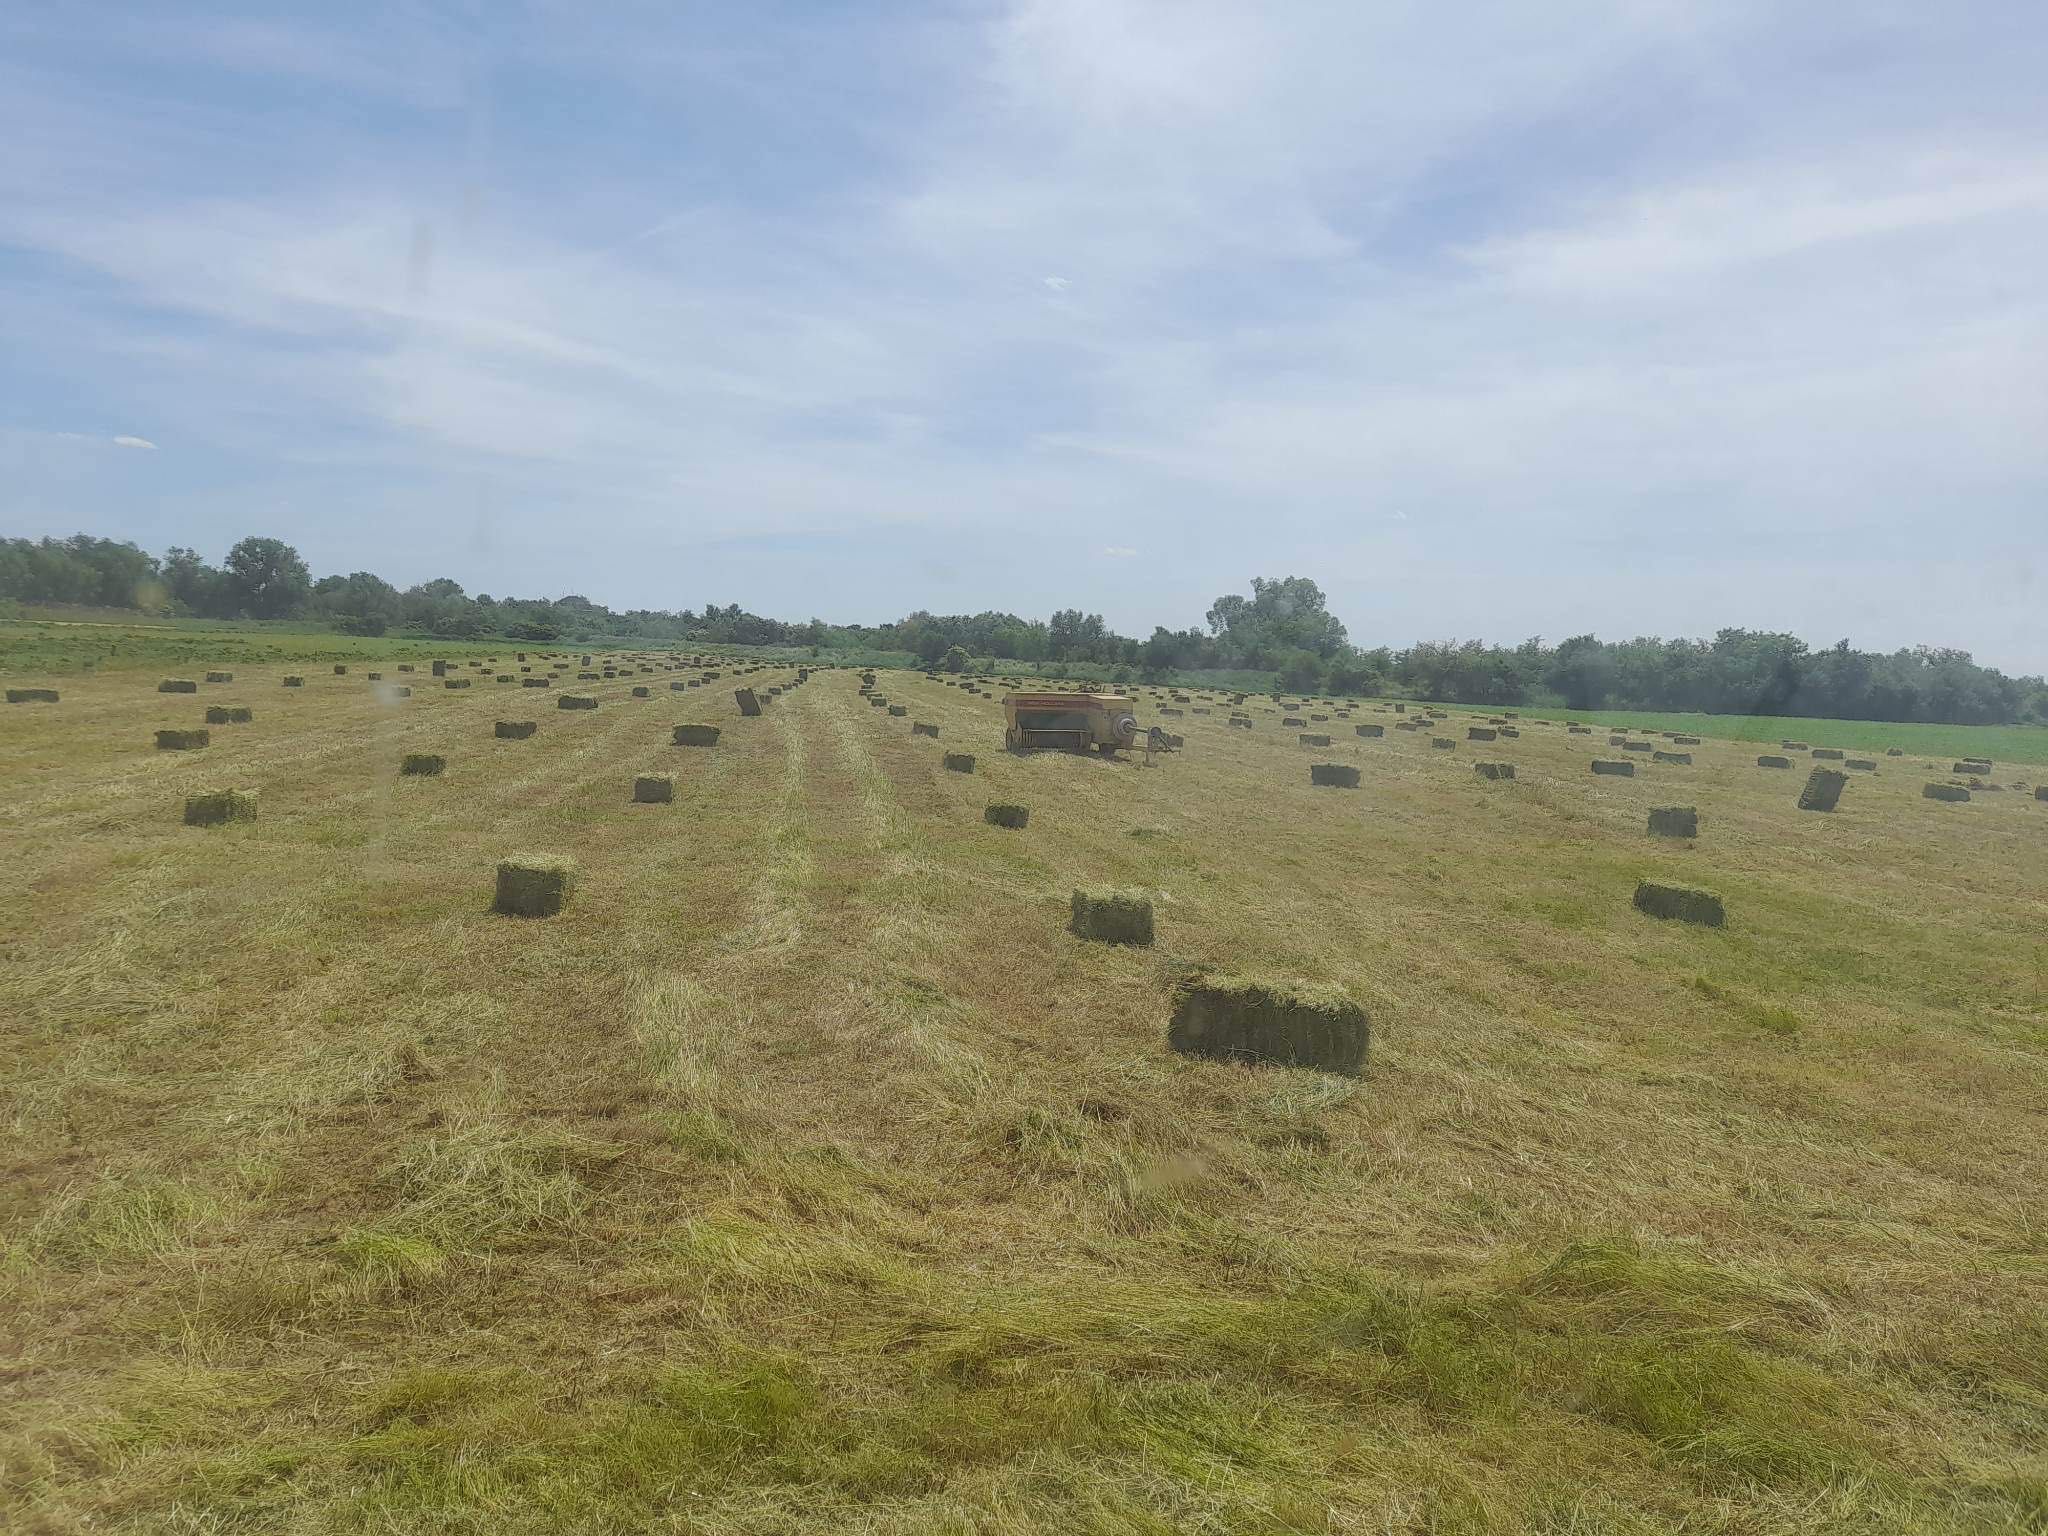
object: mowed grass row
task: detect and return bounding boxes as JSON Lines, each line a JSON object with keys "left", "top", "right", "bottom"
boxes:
{"left": 1, "top": 661, "right": 2044, "bottom": 1533}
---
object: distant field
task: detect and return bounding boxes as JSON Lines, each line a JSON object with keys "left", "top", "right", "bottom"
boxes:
{"left": 1467, "top": 704, "right": 2048, "bottom": 768}
{"left": 3, "top": 646, "right": 2043, "bottom": 1533}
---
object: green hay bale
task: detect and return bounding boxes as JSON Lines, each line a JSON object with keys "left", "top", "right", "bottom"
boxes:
{"left": 158, "top": 678, "right": 197, "bottom": 693}
{"left": 1467, "top": 727, "right": 1496, "bottom": 741}
{"left": 672, "top": 724, "right": 721, "bottom": 747}
{"left": 1647, "top": 806, "right": 1698, "bottom": 838}
{"left": 205, "top": 671, "right": 233, "bottom": 683}
{"left": 1924, "top": 783, "right": 1971, "bottom": 802}
{"left": 1473, "top": 762, "right": 1515, "bottom": 781}
{"left": 1811, "top": 748, "right": 1844, "bottom": 760}
{"left": 154, "top": 729, "right": 209, "bottom": 750}
{"left": 494, "top": 856, "right": 576, "bottom": 918}
{"left": 1797, "top": 767, "right": 1847, "bottom": 812}
{"left": 735, "top": 688, "right": 762, "bottom": 716}
{"left": 400, "top": 753, "right": 446, "bottom": 777}
{"left": 282, "top": 676, "right": 304, "bottom": 687}
{"left": 1308, "top": 762, "right": 1360, "bottom": 788}
{"left": 1168, "top": 974, "right": 1368, "bottom": 1076}
{"left": 1299, "top": 733, "right": 1332, "bottom": 746}
{"left": 633, "top": 774, "right": 675, "bottom": 804}
{"left": 1633, "top": 881, "right": 1724, "bottom": 927}
{"left": 1590, "top": 760, "right": 1634, "bottom": 777}
{"left": 984, "top": 803, "right": 1030, "bottom": 829}
{"left": 1651, "top": 750, "right": 1692, "bottom": 765}
{"left": 1756, "top": 755, "right": 1791, "bottom": 768}
{"left": 204, "top": 705, "right": 254, "bottom": 725}
{"left": 943, "top": 752, "right": 977, "bottom": 773}
{"left": 495, "top": 720, "right": 537, "bottom": 740}
{"left": 913, "top": 722, "right": 939, "bottom": 737}
{"left": 183, "top": 789, "right": 256, "bottom": 827}
{"left": 1356, "top": 724, "right": 1384, "bottom": 738}
{"left": 1430, "top": 737, "right": 1454, "bottom": 750}
{"left": 558, "top": 695, "right": 598, "bottom": 710}
{"left": 1070, "top": 888, "right": 1154, "bottom": 945}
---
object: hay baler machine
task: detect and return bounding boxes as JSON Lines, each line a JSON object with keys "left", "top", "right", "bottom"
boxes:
{"left": 1002, "top": 691, "right": 1174, "bottom": 758}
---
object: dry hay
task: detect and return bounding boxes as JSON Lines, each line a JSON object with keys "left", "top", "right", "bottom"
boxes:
{"left": 1924, "top": 783, "right": 1971, "bottom": 802}
{"left": 1473, "top": 762, "right": 1515, "bottom": 781}
{"left": 400, "top": 753, "right": 446, "bottom": 777}
{"left": 1756, "top": 755, "right": 1792, "bottom": 769}
{"left": 1167, "top": 974, "right": 1368, "bottom": 1075}
{"left": 1797, "top": 768, "right": 1848, "bottom": 813}
{"left": 1633, "top": 881, "right": 1724, "bottom": 927}
{"left": 943, "top": 752, "right": 977, "bottom": 774}
{"left": 632, "top": 774, "right": 675, "bottom": 804}
{"left": 495, "top": 720, "right": 538, "bottom": 740}
{"left": 154, "top": 729, "right": 209, "bottom": 751}
{"left": 1309, "top": 763, "right": 1360, "bottom": 788}
{"left": 157, "top": 678, "right": 198, "bottom": 693}
{"left": 204, "top": 705, "right": 254, "bottom": 725}
{"left": 183, "top": 788, "right": 257, "bottom": 827}
{"left": 558, "top": 695, "right": 598, "bottom": 711}
{"left": 1590, "top": 760, "right": 1634, "bottom": 777}
{"left": 1070, "top": 888, "right": 1154, "bottom": 945}
{"left": 984, "top": 803, "right": 1030, "bottom": 829}
{"left": 1647, "top": 806, "right": 1698, "bottom": 838}
{"left": 672, "top": 724, "right": 721, "bottom": 747}
{"left": 493, "top": 856, "right": 576, "bottom": 917}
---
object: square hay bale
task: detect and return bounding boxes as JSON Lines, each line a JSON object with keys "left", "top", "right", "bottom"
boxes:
{"left": 444, "top": 678, "right": 471, "bottom": 690}
{"left": 735, "top": 688, "right": 762, "bottom": 716}
{"left": 397, "top": 664, "right": 415, "bottom": 673}
{"left": 1756, "top": 755, "right": 1791, "bottom": 768}
{"left": 391, "top": 686, "right": 412, "bottom": 697}
{"left": 1621, "top": 741, "right": 1653, "bottom": 753}
{"left": 888, "top": 704, "right": 907, "bottom": 716}
{"left": 632, "top": 686, "right": 651, "bottom": 698}
{"left": 1591, "top": 760, "right": 1634, "bottom": 776}
{"left": 1797, "top": 767, "right": 1847, "bottom": 812}
{"left": 1230, "top": 717, "right": 1253, "bottom": 729}
{"left": 204, "top": 705, "right": 255, "bottom": 725}
{"left": 1070, "top": 888, "right": 1153, "bottom": 945}
{"left": 205, "top": 671, "right": 234, "bottom": 683}
{"left": 1499, "top": 726, "right": 1520, "bottom": 738}
{"left": 1568, "top": 725, "right": 1591, "bottom": 735}
{"left": 333, "top": 664, "right": 348, "bottom": 675}
{"left": 158, "top": 678, "right": 198, "bottom": 693}
{"left": 495, "top": 720, "right": 538, "bottom": 739}
{"left": 495, "top": 675, "right": 515, "bottom": 685}
{"left": 559, "top": 695, "right": 598, "bottom": 710}
{"left": 671, "top": 681, "right": 688, "bottom": 691}
{"left": 1168, "top": 974, "right": 1368, "bottom": 1076}
{"left": 2035, "top": 785, "right": 2047, "bottom": 801}
{"left": 1282, "top": 716, "right": 1306, "bottom": 727}
{"left": 1845, "top": 758, "right": 1877, "bottom": 772}
{"left": 1309, "top": 762, "right": 1360, "bottom": 788}
{"left": 432, "top": 661, "right": 449, "bottom": 677}
{"left": 1467, "top": 726, "right": 1496, "bottom": 741}
{"left": 913, "top": 722, "right": 939, "bottom": 737}
{"left": 1309, "top": 714, "right": 1329, "bottom": 722}
{"left": 183, "top": 788, "right": 256, "bottom": 826}
{"left": 1356, "top": 724, "right": 1385, "bottom": 738}
{"left": 154, "top": 728, "right": 209, "bottom": 750}
{"left": 1299, "top": 733, "right": 1332, "bottom": 746}
{"left": 494, "top": 856, "right": 576, "bottom": 917}
{"left": 1632, "top": 881, "right": 1724, "bottom": 927}
{"left": 673, "top": 724, "right": 721, "bottom": 747}
{"left": 1673, "top": 735, "right": 1701, "bottom": 745}
{"left": 400, "top": 753, "right": 446, "bottom": 776}
{"left": 283, "top": 676, "right": 304, "bottom": 687}
{"left": 1953, "top": 759, "right": 1992, "bottom": 774}
{"left": 369, "top": 671, "right": 385, "bottom": 680}
{"left": 524, "top": 677, "right": 551, "bottom": 688}
{"left": 1781, "top": 740, "right": 1808, "bottom": 750}
{"left": 633, "top": 774, "right": 675, "bottom": 804}
{"left": 984, "top": 803, "right": 1030, "bottom": 829}
{"left": 1430, "top": 737, "right": 1454, "bottom": 750}
{"left": 1474, "top": 762, "right": 1515, "bottom": 781}
{"left": 1608, "top": 734, "right": 1627, "bottom": 746}
{"left": 1651, "top": 750, "right": 1692, "bottom": 764}
{"left": 943, "top": 752, "right": 977, "bottom": 773}
{"left": 1811, "top": 748, "right": 1844, "bottom": 760}
{"left": 1924, "top": 782, "right": 1971, "bottom": 802}
{"left": 1647, "top": 806, "right": 1698, "bottom": 838}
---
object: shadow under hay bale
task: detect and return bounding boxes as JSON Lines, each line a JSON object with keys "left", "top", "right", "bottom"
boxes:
{"left": 633, "top": 774, "right": 675, "bottom": 804}
{"left": 155, "top": 729, "right": 209, "bottom": 750}
{"left": 495, "top": 720, "right": 537, "bottom": 739}
{"left": 1924, "top": 783, "right": 1971, "bottom": 802}
{"left": 1167, "top": 974, "right": 1368, "bottom": 1076}
{"left": 158, "top": 678, "right": 197, "bottom": 693}
{"left": 1591, "top": 760, "right": 1633, "bottom": 776}
{"left": 943, "top": 752, "right": 977, "bottom": 773}
{"left": 1309, "top": 763, "right": 1359, "bottom": 787}
{"left": 985, "top": 803, "right": 1030, "bottom": 829}
{"left": 494, "top": 856, "right": 576, "bottom": 917}
{"left": 400, "top": 753, "right": 446, "bottom": 777}
{"left": 183, "top": 789, "right": 256, "bottom": 826}
{"left": 1798, "top": 767, "right": 1847, "bottom": 812}
{"left": 1633, "top": 881, "right": 1724, "bottom": 927}
{"left": 559, "top": 695, "right": 598, "bottom": 710}
{"left": 1474, "top": 762, "right": 1515, "bottom": 781}
{"left": 205, "top": 706, "right": 254, "bottom": 725}
{"left": 1648, "top": 806, "right": 1698, "bottom": 838}
{"left": 673, "top": 724, "right": 721, "bottom": 747}
{"left": 1071, "top": 888, "right": 1153, "bottom": 945}
{"left": 1756, "top": 755, "right": 1791, "bottom": 768}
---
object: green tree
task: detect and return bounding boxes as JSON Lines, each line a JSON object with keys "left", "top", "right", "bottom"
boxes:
{"left": 223, "top": 537, "right": 311, "bottom": 619}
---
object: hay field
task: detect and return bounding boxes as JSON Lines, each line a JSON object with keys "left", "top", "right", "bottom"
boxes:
{"left": 2, "top": 655, "right": 2044, "bottom": 1534}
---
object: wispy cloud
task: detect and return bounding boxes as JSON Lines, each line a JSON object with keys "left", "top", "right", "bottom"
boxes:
{"left": 112, "top": 435, "right": 157, "bottom": 450}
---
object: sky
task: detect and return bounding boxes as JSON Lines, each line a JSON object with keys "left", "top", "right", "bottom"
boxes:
{"left": 2, "top": 1, "right": 2044, "bottom": 672}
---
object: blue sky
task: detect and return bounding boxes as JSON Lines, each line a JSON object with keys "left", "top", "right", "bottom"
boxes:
{"left": 3, "top": 2, "right": 2043, "bottom": 670}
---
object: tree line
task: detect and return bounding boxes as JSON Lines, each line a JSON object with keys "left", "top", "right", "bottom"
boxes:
{"left": 3, "top": 532, "right": 2041, "bottom": 725}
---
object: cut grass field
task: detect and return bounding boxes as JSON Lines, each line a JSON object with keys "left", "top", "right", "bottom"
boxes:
{"left": 2, "top": 644, "right": 2045, "bottom": 1533}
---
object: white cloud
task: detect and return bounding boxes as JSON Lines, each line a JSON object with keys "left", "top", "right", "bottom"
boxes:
{"left": 112, "top": 435, "right": 157, "bottom": 449}
{"left": 1042, "top": 275, "right": 1070, "bottom": 291}
{"left": 1102, "top": 545, "right": 1138, "bottom": 557}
